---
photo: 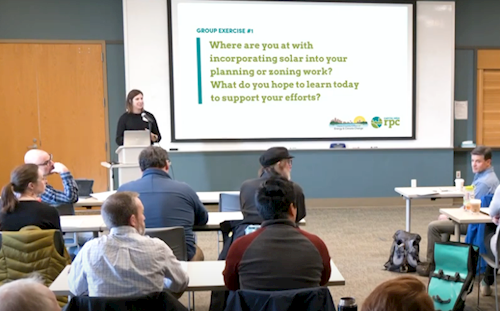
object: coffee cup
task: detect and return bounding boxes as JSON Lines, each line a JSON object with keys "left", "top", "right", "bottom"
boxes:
{"left": 455, "top": 178, "right": 464, "bottom": 191}
{"left": 470, "top": 199, "right": 481, "bottom": 213}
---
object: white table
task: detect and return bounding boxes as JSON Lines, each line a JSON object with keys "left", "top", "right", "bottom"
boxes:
{"left": 395, "top": 187, "right": 464, "bottom": 232}
{"left": 49, "top": 259, "right": 345, "bottom": 296}
{"left": 75, "top": 191, "right": 240, "bottom": 207}
{"left": 439, "top": 208, "right": 492, "bottom": 241}
{"left": 60, "top": 212, "right": 304, "bottom": 234}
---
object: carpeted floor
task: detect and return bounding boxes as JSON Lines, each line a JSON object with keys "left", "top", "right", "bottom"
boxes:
{"left": 176, "top": 204, "right": 498, "bottom": 310}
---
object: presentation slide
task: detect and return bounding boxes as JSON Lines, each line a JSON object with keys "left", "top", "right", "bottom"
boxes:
{"left": 169, "top": 0, "right": 415, "bottom": 141}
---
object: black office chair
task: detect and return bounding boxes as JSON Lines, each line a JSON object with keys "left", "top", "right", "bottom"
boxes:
{"left": 218, "top": 193, "right": 241, "bottom": 212}
{"left": 62, "top": 291, "right": 187, "bottom": 311}
{"left": 145, "top": 226, "right": 187, "bottom": 261}
{"left": 218, "top": 193, "right": 241, "bottom": 254}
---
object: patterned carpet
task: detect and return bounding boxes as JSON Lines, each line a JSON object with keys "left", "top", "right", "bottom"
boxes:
{"left": 178, "top": 204, "right": 498, "bottom": 310}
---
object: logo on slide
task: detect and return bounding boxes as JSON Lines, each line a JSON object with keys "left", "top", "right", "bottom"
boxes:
{"left": 371, "top": 117, "right": 383, "bottom": 129}
{"left": 329, "top": 116, "right": 367, "bottom": 130}
{"left": 383, "top": 117, "right": 401, "bottom": 128}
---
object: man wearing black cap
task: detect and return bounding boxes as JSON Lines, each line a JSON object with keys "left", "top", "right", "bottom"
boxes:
{"left": 239, "top": 147, "right": 306, "bottom": 224}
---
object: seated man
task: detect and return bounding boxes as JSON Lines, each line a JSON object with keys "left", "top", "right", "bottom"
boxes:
{"left": 24, "top": 149, "right": 78, "bottom": 205}
{"left": 240, "top": 147, "right": 306, "bottom": 224}
{"left": 117, "top": 146, "right": 208, "bottom": 261}
{"left": 0, "top": 277, "right": 61, "bottom": 311}
{"left": 223, "top": 176, "right": 331, "bottom": 291}
{"left": 417, "top": 146, "right": 499, "bottom": 276}
{"left": 68, "top": 191, "right": 189, "bottom": 297}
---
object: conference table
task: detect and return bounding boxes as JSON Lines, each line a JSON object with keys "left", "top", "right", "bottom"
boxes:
{"left": 74, "top": 191, "right": 240, "bottom": 207}
{"left": 439, "top": 207, "right": 493, "bottom": 242}
{"left": 49, "top": 259, "right": 345, "bottom": 296}
{"left": 394, "top": 186, "right": 464, "bottom": 232}
{"left": 60, "top": 212, "right": 306, "bottom": 235}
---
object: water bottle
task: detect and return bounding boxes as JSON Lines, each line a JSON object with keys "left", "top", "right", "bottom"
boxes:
{"left": 338, "top": 297, "right": 357, "bottom": 311}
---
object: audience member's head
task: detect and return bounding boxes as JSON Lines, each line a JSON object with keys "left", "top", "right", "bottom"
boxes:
{"left": 138, "top": 146, "right": 170, "bottom": 172}
{"left": 256, "top": 176, "right": 296, "bottom": 221}
{"left": 471, "top": 145, "right": 492, "bottom": 173}
{"left": 0, "top": 277, "right": 60, "bottom": 311}
{"left": 24, "top": 149, "right": 55, "bottom": 176}
{"left": 361, "top": 276, "right": 435, "bottom": 311}
{"left": 1, "top": 164, "right": 45, "bottom": 213}
{"left": 101, "top": 191, "right": 146, "bottom": 235}
{"left": 126, "top": 89, "right": 144, "bottom": 113}
{"left": 258, "top": 147, "right": 293, "bottom": 180}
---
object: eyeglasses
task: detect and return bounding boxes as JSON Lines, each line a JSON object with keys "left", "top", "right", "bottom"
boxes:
{"left": 37, "top": 154, "right": 53, "bottom": 166}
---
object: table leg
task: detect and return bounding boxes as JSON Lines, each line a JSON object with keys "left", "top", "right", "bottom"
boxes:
{"left": 454, "top": 223, "right": 461, "bottom": 242}
{"left": 406, "top": 198, "right": 411, "bottom": 232}
{"left": 108, "top": 167, "right": 114, "bottom": 191}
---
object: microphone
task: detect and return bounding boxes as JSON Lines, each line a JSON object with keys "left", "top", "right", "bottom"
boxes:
{"left": 141, "top": 112, "right": 150, "bottom": 123}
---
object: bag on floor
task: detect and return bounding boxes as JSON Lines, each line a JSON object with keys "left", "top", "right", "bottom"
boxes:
{"left": 427, "top": 242, "right": 479, "bottom": 311}
{"left": 384, "top": 230, "right": 421, "bottom": 273}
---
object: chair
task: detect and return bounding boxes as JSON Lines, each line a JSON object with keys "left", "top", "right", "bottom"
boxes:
{"left": 218, "top": 193, "right": 241, "bottom": 253}
{"left": 224, "top": 287, "right": 336, "bottom": 311}
{"left": 480, "top": 223, "right": 500, "bottom": 311}
{"left": 55, "top": 203, "right": 79, "bottom": 251}
{"left": 145, "top": 227, "right": 187, "bottom": 261}
{"left": 219, "top": 193, "right": 241, "bottom": 212}
{"left": 62, "top": 291, "right": 188, "bottom": 311}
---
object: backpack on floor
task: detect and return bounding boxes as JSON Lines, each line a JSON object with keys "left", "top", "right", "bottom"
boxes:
{"left": 384, "top": 230, "right": 421, "bottom": 273}
{"left": 427, "top": 242, "right": 479, "bottom": 311}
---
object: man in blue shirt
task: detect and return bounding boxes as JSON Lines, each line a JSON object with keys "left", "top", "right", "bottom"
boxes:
{"left": 417, "top": 146, "right": 499, "bottom": 276}
{"left": 24, "top": 149, "right": 79, "bottom": 205}
{"left": 118, "top": 146, "right": 208, "bottom": 261}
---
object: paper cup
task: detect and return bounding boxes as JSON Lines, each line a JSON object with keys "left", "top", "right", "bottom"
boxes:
{"left": 455, "top": 178, "right": 464, "bottom": 191}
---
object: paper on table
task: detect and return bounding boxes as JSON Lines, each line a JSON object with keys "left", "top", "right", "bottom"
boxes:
{"left": 455, "top": 101, "right": 468, "bottom": 120}
{"left": 90, "top": 191, "right": 116, "bottom": 201}
{"left": 480, "top": 207, "right": 491, "bottom": 215}
{"left": 61, "top": 219, "right": 83, "bottom": 227}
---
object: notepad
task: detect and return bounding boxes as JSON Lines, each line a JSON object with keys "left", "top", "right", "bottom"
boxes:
{"left": 480, "top": 207, "right": 491, "bottom": 215}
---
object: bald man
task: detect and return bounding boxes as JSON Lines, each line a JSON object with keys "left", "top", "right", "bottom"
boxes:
{"left": 0, "top": 277, "right": 61, "bottom": 311}
{"left": 24, "top": 150, "right": 78, "bottom": 205}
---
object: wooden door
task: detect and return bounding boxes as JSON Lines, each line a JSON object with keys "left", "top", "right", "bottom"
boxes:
{"left": 477, "top": 50, "right": 500, "bottom": 146}
{"left": 36, "top": 44, "right": 108, "bottom": 192}
{"left": 0, "top": 44, "right": 40, "bottom": 187}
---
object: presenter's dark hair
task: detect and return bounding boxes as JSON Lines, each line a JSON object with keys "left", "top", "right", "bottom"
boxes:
{"left": 471, "top": 146, "right": 492, "bottom": 161}
{"left": 256, "top": 176, "right": 295, "bottom": 220}
{"left": 126, "top": 89, "right": 143, "bottom": 113}
{"left": 1, "top": 164, "right": 40, "bottom": 213}
{"left": 138, "top": 146, "right": 170, "bottom": 171}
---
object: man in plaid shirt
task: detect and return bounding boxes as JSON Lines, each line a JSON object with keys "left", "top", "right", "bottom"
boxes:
{"left": 24, "top": 149, "right": 79, "bottom": 205}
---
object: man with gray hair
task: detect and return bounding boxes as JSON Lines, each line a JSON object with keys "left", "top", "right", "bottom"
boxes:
{"left": 118, "top": 146, "right": 208, "bottom": 261}
{"left": 68, "top": 191, "right": 189, "bottom": 297}
{"left": 0, "top": 277, "right": 61, "bottom": 311}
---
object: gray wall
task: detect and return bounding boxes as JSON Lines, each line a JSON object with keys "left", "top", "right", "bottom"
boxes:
{"left": 1, "top": 0, "right": 497, "bottom": 197}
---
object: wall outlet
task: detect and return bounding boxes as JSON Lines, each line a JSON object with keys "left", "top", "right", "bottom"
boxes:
{"left": 456, "top": 171, "right": 461, "bottom": 179}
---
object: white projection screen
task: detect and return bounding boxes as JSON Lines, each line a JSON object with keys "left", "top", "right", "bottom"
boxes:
{"left": 168, "top": 0, "right": 416, "bottom": 142}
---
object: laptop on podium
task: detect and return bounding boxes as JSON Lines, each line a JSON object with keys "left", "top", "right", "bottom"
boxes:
{"left": 123, "top": 130, "right": 150, "bottom": 147}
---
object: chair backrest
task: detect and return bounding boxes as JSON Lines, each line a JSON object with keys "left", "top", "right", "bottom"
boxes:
{"left": 219, "top": 193, "right": 241, "bottom": 212}
{"left": 224, "top": 287, "right": 336, "bottom": 311}
{"left": 145, "top": 226, "right": 187, "bottom": 261}
{"left": 55, "top": 203, "right": 75, "bottom": 216}
{"left": 62, "top": 291, "right": 188, "bottom": 311}
{"left": 75, "top": 179, "right": 94, "bottom": 197}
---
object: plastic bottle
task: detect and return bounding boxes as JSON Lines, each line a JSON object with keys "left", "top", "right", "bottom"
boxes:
{"left": 463, "top": 185, "right": 475, "bottom": 212}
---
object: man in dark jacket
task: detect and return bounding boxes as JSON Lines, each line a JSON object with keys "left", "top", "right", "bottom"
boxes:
{"left": 239, "top": 147, "right": 306, "bottom": 224}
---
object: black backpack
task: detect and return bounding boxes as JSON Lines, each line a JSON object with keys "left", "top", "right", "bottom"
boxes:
{"left": 384, "top": 230, "right": 421, "bottom": 273}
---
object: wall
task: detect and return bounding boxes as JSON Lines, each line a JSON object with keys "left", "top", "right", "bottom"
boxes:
{"left": 0, "top": 0, "right": 126, "bottom": 163}
{"left": 2, "top": 0, "right": 497, "bottom": 197}
{"left": 453, "top": 0, "right": 500, "bottom": 185}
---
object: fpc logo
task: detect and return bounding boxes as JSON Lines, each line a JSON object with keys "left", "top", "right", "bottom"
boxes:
{"left": 384, "top": 117, "right": 400, "bottom": 128}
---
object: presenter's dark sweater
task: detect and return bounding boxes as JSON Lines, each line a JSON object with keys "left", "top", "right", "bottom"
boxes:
{"left": 116, "top": 111, "right": 161, "bottom": 146}
{"left": 0, "top": 201, "right": 61, "bottom": 231}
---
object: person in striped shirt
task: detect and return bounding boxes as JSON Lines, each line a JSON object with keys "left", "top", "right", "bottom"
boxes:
{"left": 24, "top": 150, "right": 78, "bottom": 205}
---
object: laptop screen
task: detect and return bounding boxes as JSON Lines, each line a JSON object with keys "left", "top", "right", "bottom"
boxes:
{"left": 76, "top": 180, "right": 94, "bottom": 197}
